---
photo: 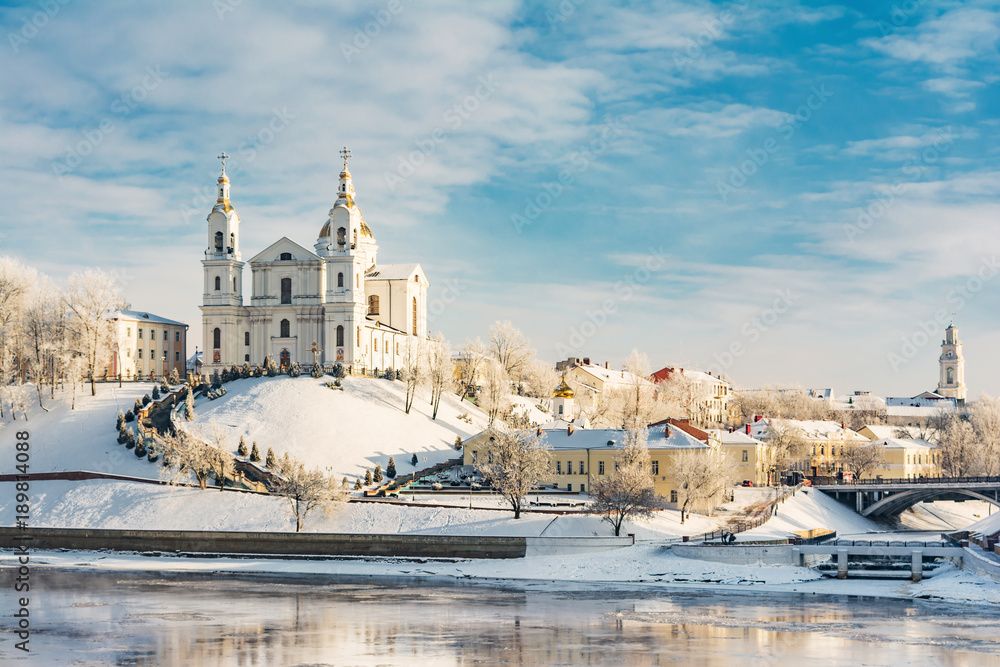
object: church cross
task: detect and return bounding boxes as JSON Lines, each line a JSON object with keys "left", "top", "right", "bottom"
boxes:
{"left": 340, "top": 146, "right": 352, "bottom": 169}
{"left": 308, "top": 340, "right": 323, "bottom": 367}
{"left": 218, "top": 151, "right": 229, "bottom": 170}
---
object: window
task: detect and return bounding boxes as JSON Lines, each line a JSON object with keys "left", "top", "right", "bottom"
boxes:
{"left": 742, "top": 450, "right": 748, "bottom": 462}
{"left": 356, "top": 326, "right": 360, "bottom": 346}
{"left": 598, "top": 461, "right": 605, "bottom": 475}
{"left": 356, "top": 274, "right": 359, "bottom": 288}
{"left": 336, "top": 325, "right": 344, "bottom": 347}
{"left": 556, "top": 461, "right": 562, "bottom": 474}
{"left": 245, "top": 332, "right": 250, "bottom": 345}
{"left": 374, "top": 339, "right": 378, "bottom": 352}
{"left": 280, "top": 252, "right": 292, "bottom": 261}
{"left": 150, "top": 329, "right": 155, "bottom": 340}
{"left": 412, "top": 297, "right": 417, "bottom": 335}
{"left": 820, "top": 445, "right": 825, "bottom": 456}
{"left": 280, "top": 319, "right": 290, "bottom": 337}
{"left": 245, "top": 354, "right": 250, "bottom": 362}
{"left": 567, "top": 484, "right": 572, "bottom": 492}
{"left": 215, "top": 276, "right": 221, "bottom": 291}
{"left": 175, "top": 331, "right": 180, "bottom": 342}
{"left": 214, "top": 231, "right": 223, "bottom": 251}
{"left": 175, "top": 351, "right": 180, "bottom": 362}
{"left": 337, "top": 272, "right": 344, "bottom": 288}
{"left": 230, "top": 233, "right": 235, "bottom": 251}
{"left": 579, "top": 461, "right": 584, "bottom": 474}
{"left": 670, "top": 490, "right": 678, "bottom": 503}
{"left": 163, "top": 330, "right": 168, "bottom": 341}
{"left": 127, "top": 327, "right": 131, "bottom": 337}
{"left": 162, "top": 351, "right": 167, "bottom": 361}
{"left": 138, "top": 349, "right": 143, "bottom": 359}
{"left": 280, "top": 278, "right": 292, "bottom": 304}
{"left": 368, "top": 295, "right": 379, "bottom": 315}
{"left": 558, "top": 404, "right": 564, "bottom": 415}
{"left": 337, "top": 227, "right": 346, "bottom": 245}
{"left": 213, "top": 328, "right": 221, "bottom": 349}
{"left": 947, "top": 367, "right": 954, "bottom": 384}
{"left": 652, "top": 460, "right": 659, "bottom": 475}
{"left": 234, "top": 276, "right": 237, "bottom": 291}
{"left": 580, "top": 484, "right": 585, "bottom": 493}
{"left": 138, "top": 328, "right": 143, "bottom": 340}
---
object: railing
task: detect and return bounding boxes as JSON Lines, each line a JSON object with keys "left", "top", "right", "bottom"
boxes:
{"left": 682, "top": 484, "right": 803, "bottom": 544}
{"left": 814, "top": 475, "right": 1000, "bottom": 486}
{"left": 830, "top": 539, "right": 947, "bottom": 547}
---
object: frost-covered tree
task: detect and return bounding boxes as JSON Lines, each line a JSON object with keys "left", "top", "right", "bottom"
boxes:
{"left": 475, "top": 425, "right": 550, "bottom": 519}
{"left": 386, "top": 456, "right": 396, "bottom": 479}
{"left": 455, "top": 337, "right": 489, "bottom": 401}
{"left": 156, "top": 430, "right": 211, "bottom": 489}
{"left": 477, "top": 361, "right": 510, "bottom": 427}
{"left": 353, "top": 477, "right": 363, "bottom": 491}
{"left": 62, "top": 268, "right": 125, "bottom": 396}
{"left": 970, "top": 396, "right": 1000, "bottom": 476}
{"left": 454, "top": 434, "right": 464, "bottom": 451}
{"left": 184, "top": 390, "right": 195, "bottom": 420}
{"left": 425, "top": 335, "right": 454, "bottom": 420}
{"left": 843, "top": 440, "right": 887, "bottom": 480}
{"left": 205, "top": 433, "right": 235, "bottom": 491}
{"left": 265, "top": 447, "right": 275, "bottom": 468}
{"left": 488, "top": 320, "right": 534, "bottom": 380}
{"left": 590, "top": 461, "right": 662, "bottom": 536}
{"left": 310, "top": 362, "right": 324, "bottom": 379}
{"left": 938, "top": 414, "right": 979, "bottom": 477}
{"left": 401, "top": 337, "right": 425, "bottom": 414}
{"left": 124, "top": 409, "right": 135, "bottom": 423}
{"left": 411, "top": 453, "right": 418, "bottom": 466}
{"left": 373, "top": 464, "right": 383, "bottom": 484}
{"left": 273, "top": 454, "right": 345, "bottom": 531}
{"left": 169, "top": 367, "right": 181, "bottom": 385}
{"left": 364, "top": 468, "right": 373, "bottom": 486}
{"left": 250, "top": 441, "right": 261, "bottom": 462}
{"left": 0, "top": 257, "right": 35, "bottom": 390}
{"left": 237, "top": 435, "right": 248, "bottom": 457}
{"left": 116, "top": 410, "right": 125, "bottom": 431}
{"left": 521, "top": 359, "right": 559, "bottom": 401}
{"left": 266, "top": 359, "right": 278, "bottom": 377}
{"left": 151, "top": 386, "right": 160, "bottom": 401}
{"left": 671, "top": 447, "right": 735, "bottom": 524}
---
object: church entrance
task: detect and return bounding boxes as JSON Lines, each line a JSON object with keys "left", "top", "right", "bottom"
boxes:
{"left": 279, "top": 349, "right": 290, "bottom": 371}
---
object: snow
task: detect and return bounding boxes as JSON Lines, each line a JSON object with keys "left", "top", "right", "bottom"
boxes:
{"left": 507, "top": 394, "right": 550, "bottom": 426}
{"left": 967, "top": 507, "right": 1000, "bottom": 538}
{"left": 737, "top": 487, "right": 883, "bottom": 541}
{"left": 0, "top": 381, "right": 166, "bottom": 478}
{"left": 899, "top": 500, "right": 996, "bottom": 532}
{"left": 180, "top": 375, "right": 489, "bottom": 480}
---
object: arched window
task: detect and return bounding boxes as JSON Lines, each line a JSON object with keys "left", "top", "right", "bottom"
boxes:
{"left": 245, "top": 332, "right": 250, "bottom": 346}
{"left": 353, "top": 229, "right": 357, "bottom": 247}
{"left": 356, "top": 274, "right": 359, "bottom": 288}
{"left": 947, "top": 367, "right": 954, "bottom": 384}
{"left": 280, "top": 277, "right": 292, "bottom": 304}
{"left": 412, "top": 297, "right": 417, "bottom": 335}
{"left": 337, "top": 227, "right": 346, "bottom": 245}
{"left": 214, "top": 231, "right": 223, "bottom": 251}
{"left": 230, "top": 233, "right": 235, "bottom": 252}
{"left": 337, "top": 272, "right": 344, "bottom": 288}
{"left": 214, "top": 276, "right": 221, "bottom": 291}
{"left": 356, "top": 326, "right": 360, "bottom": 346}
{"left": 336, "top": 325, "right": 344, "bottom": 347}
{"left": 233, "top": 276, "right": 237, "bottom": 291}
{"left": 280, "top": 319, "right": 290, "bottom": 337}
{"left": 213, "top": 328, "right": 221, "bottom": 349}
{"left": 374, "top": 338, "right": 378, "bottom": 352}
{"left": 280, "top": 252, "right": 292, "bottom": 261}
{"left": 368, "top": 295, "right": 379, "bottom": 315}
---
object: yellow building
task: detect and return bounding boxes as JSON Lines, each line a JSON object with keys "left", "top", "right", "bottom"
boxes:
{"left": 749, "top": 418, "right": 868, "bottom": 478}
{"left": 707, "top": 428, "right": 771, "bottom": 486}
{"left": 462, "top": 423, "right": 710, "bottom": 508}
{"left": 867, "top": 438, "right": 941, "bottom": 480}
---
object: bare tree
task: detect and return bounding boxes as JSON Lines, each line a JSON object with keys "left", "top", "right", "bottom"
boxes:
{"left": 0, "top": 257, "right": 34, "bottom": 386}
{"left": 475, "top": 425, "right": 550, "bottom": 519}
{"left": 488, "top": 320, "right": 534, "bottom": 380}
{"left": 157, "top": 429, "right": 213, "bottom": 489}
{"left": 204, "top": 429, "right": 235, "bottom": 491}
{"left": 757, "top": 419, "right": 807, "bottom": 479}
{"left": 520, "top": 358, "right": 559, "bottom": 401}
{"left": 843, "top": 440, "right": 886, "bottom": 480}
{"left": 615, "top": 350, "right": 661, "bottom": 442}
{"left": 590, "top": 429, "right": 661, "bottom": 535}
{"left": 938, "top": 414, "right": 979, "bottom": 477}
{"left": 477, "top": 360, "right": 510, "bottom": 427}
{"left": 655, "top": 370, "right": 712, "bottom": 425}
{"left": 455, "top": 337, "right": 489, "bottom": 401}
{"left": 63, "top": 268, "right": 125, "bottom": 396}
{"left": 273, "top": 453, "right": 345, "bottom": 531}
{"left": 425, "top": 335, "right": 454, "bottom": 420}
{"left": 671, "top": 446, "right": 735, "bottom": 524}
{"left": 401, "top": 336, "right": 425, "bottom": 414}
{"left": 731, "top": 386, "right": 832, "bottom": 423}
{"left": 970, "top": 396, "right": 1000, "bottom": 476}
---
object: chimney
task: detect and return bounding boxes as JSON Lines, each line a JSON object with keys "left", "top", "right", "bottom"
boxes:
{"left": 583, "top": 357, "right": 590, "bottom": 366}
{"left": 754, "top": 415, "right": 762, "bottom": 422}
{"left": 567, "top": 425, "right": 574, "bottom": 436}
{"left": 665, "top": 425, "right": 671, "bottom": 438}
{"left": 745, "top": 424, "right": 751, "bottom": 435}
{"left": 841, "top": 422, "right": 845, "bottom": 430}
{"left": 605, "top": 361, "right": 609, "bottom": 369}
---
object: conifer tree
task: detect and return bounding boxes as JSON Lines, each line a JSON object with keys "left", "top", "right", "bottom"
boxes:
{"left": 125, "top": 409, "right": 135, "bottom": 423}
{"left": 373, "top": 464, "right": 383, "bottom": 484}
{"left": 354, "top": 477, "right": 363, "bottom": 491}
{"left": 135, "top": 440, "right": 146, "bottom": 458}
{"left": 411, "top": 453, "right": 418, "bottom": 466}
{"left": 454, "top": 434, "right": 464, "bottom": 450}
{"left": 134, "top": 398, "right": 142, "bottom": 413}
{"left": 238, "top": 435, "right": 248, "bottom": 457}
{"left": 250, "top": 441, "right": 261, "bottom": 462}
{"left": 386, "top": 457, "right": 396, "bottom": 479}
{"left": 184, "top": 390, "right": 195, "bottom": 420}
{"left": 266, "top": 447, "right": 275, "bottom": 467}
{"left": 364, "top": 468, "right": 373, "bottom": 486}
{"left": 152, "top": 385, "right": 160, "bottom": 400}
{"left": 116, "top": 410, "right": 125, "bottom": 431}
{"left": 169, "top": 368, "right": 180, "bottom": 385}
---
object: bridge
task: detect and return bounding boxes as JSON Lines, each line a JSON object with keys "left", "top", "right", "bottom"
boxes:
{"left": 812, "top": 476, "right": 1000, "bottom": 518}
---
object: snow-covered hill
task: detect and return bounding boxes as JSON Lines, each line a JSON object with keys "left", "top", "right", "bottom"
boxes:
{"left": 180, "top": 375, "right": 489, "bottom": 480}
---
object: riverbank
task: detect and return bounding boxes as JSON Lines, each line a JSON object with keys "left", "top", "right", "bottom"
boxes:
{"left": 7, "top": 542, "right": 1000, "bottom": 607}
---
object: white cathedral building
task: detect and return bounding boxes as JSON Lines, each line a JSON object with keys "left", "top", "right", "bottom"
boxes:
{"left": 200, "top": 150, "right": 428, "bottom": 374}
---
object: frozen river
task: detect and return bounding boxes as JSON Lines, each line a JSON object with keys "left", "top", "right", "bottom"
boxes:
{"left": 2, "top": 569, "right": 1000, "bottom": 665}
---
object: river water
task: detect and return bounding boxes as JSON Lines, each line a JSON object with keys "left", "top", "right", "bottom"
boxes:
{"left": 2, "top": 569, "right": 999, "bottom": 665}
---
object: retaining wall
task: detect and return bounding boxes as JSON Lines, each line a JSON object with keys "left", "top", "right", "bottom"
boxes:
{"left": 671, "top": 544, "right": 797, "bottom": 565}
{"left": 0, "top": 528, "right": 632, "bottom": 560}
{"left": 962, "top": 546, "right": 1000, "bottom": 583}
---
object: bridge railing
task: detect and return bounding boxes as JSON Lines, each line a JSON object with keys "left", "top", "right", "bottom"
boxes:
{"left": 813, "top": 475, "right": 1000, "bottom": 486}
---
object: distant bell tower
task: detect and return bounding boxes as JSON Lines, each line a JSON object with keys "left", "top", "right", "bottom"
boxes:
{"left": 937, "top": 322, "right": 966, "bottom": 403}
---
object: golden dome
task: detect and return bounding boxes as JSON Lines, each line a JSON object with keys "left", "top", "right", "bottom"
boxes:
{"left": 553, "top": 377, "right": 574, "bottom": 398}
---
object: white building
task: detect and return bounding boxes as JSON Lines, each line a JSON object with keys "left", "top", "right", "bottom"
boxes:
{"left": 106, "top": 309, "right": 188, "bottom": 380}
{"left": 200, "top": 150, "right": 429, "bottom": 374}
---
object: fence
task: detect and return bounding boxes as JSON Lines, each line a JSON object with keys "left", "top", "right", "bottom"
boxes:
{"left": 814, "top": 475, "right": 1000, "bottom": 486}
{"left": 683, "top": 484, "right": 803, "bottom": 544}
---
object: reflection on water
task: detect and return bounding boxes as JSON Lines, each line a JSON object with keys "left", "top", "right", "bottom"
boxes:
{"left": 2, "top": 569, "right": 999, "bottom": 666}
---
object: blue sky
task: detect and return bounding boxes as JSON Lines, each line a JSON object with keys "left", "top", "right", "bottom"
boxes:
{"left": 1, "top": 0, "right": 999, "bottom": 397}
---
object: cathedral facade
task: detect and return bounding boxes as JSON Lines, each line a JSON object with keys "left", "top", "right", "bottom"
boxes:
{"left": 200, "top": 150, "right": 428, "bottom": 374}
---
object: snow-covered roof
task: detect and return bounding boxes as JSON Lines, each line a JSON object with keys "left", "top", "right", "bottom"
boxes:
{"left": 872, "top": 437, "right": 937, "bottom": 451}
{"left": 749, "top": 418, "right": 867, "bottom": 443}
{"left": 830, "top": 392, "right": 886, "bottom": 411}
{"left": 886, "top": 393, "right": 957, "bottom": 408}
{"left": 539, "top": 426, "right": 708, "bottom": 451}
{"left": 365, "top": 263, "right": 422, "bottom": 281}
{"left": 109, "top": 309, "right": 187, "bottom": 327}
{"left": 572, "top": 364, "right": 652, "bottom": 388}
{"left": 651, "top": 367, "right": 728, "bottom": 386}
{"left": 707, "top": 429, "right": 763, "bottom": 446}
{"left": 887, "top": 405, "right": 955, "bottom": 417}
{"left": 860, "top": 424, "right": 923, "bottom": 440}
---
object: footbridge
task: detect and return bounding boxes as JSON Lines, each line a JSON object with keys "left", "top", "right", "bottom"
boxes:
{"left": 812, "top": 476, "right": 1000, "bottom": 518}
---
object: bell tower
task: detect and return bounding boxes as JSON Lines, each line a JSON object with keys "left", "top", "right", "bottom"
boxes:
{"left": 200, "top": 152, "right": 247, "bottom": 371}
{"left": 937, "top": 322, "right": 966, "bottom": 403}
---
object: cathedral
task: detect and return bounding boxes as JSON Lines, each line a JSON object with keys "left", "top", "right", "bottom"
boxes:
{"left": 200, "top": 149, "right": 429, "bottom": 374}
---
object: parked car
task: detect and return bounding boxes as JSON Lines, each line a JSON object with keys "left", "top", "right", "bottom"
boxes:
{"left": 741, "top": 480, "right": 754, "bottom": 487}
